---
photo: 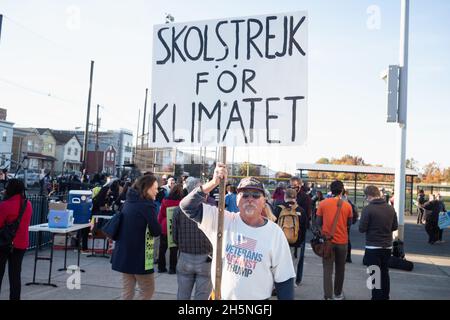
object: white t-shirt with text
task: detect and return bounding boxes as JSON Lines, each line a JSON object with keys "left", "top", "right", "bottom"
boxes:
{"left": 199, "top": 203, "right": 295, "bottom": 300}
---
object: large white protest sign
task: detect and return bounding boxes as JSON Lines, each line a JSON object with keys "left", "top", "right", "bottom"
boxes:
{"left": 150, "top": 11, "right": 308, "bottom": 147}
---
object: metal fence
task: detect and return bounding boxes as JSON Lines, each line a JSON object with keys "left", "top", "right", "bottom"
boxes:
{"left": 27, "top": 195, "right": 53, "bottom": 249}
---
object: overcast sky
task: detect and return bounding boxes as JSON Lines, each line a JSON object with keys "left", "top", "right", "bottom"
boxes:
{"left": 1, "top": 0, "right": 449, "bottom": 174}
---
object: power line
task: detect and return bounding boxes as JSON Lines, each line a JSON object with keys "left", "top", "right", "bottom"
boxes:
{"left": 2, "top": 14, "right": 92, "bottom": 62}
{"left": 0, "top": 77, "right": 81, "bottom": 105}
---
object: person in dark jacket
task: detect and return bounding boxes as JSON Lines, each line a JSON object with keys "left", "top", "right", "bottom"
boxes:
{"left": 423, "top": 194, "right": 445, "bottom": 244}
{"left": 0, "top": 179, "right": 33, "bottom": 300}
{"left": 111, "top": 175, "right": 162, "bottom": 300}
{"left": 273, "top": 188, "right": 307, "bottom": 286}
{"left": 359, "top": 185, "right": 398, "bottom": 300}
{"left": 290, "top": 177, "right": 312, "bottom": 226}
{"left": 416, "top": 189, "right": 426, "bottom": 224}
{"left": 115, "top": 181, "right": 131, "bottom": 210}
{"left": 342, "top": 190, "right": 359, "bottom": 263}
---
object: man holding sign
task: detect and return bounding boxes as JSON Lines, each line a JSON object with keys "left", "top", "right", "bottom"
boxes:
{"left": 180, "top": 163, "right": 295, "bottom": 300}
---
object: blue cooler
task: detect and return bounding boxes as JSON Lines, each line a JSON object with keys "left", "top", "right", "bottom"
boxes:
{"left": 67, "top": 190, "right": 93, "bottom": 224}
{"left": 48, "top": 210, "right": 74, "bottom": 228}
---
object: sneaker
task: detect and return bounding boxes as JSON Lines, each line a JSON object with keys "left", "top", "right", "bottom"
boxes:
{"left": 333, "top": 292, "right": 345, "bottom": 300}
{"left": 81, "top": 249, "right": 90, "bottom": 254}
{"left": 323, "top": 297, "right": 333, "bottom": 300}
{"left": 168, "top": 269, "right": 176, "bottom": 274}
{"left": 158, "top": 268, "right": 168, "bottom": 273}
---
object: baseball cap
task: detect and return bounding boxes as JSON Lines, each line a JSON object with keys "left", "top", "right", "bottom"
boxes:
{"left": 237, "top": 177, "right": 265, "bottom": 194}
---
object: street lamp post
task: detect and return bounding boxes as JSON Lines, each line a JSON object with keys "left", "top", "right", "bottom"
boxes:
{"left": 393, "top": 0, "right": 410, "bottom": 241}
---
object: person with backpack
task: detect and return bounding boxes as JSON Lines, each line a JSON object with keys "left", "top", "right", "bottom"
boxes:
{"left": 0, "top": 179, "right": 33, "bottom": 300}
{"left": 273, "top": 188, "right": 307, "bottom": 287}
{"left": 359, "top": 185, "right": 398, "bottom": 300}
{"left": 316, "top": 180, "right": 353, "bottom": 300}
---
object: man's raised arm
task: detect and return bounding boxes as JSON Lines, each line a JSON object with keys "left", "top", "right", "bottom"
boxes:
{"left": 180, "top": 163, "right": 227, "bottom": 224}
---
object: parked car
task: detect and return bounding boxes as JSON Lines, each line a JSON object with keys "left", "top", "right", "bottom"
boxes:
{"left": 8, "top": 171, "right": 40, "bottom": 187}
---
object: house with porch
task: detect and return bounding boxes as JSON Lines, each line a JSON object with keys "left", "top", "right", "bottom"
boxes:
{"left": 51, "top": 131, "right": 82, "bottom": 175}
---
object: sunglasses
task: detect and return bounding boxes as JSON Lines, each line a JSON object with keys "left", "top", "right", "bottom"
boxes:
{"left": 241, "top": 191, "right": 263, "bottom": 199}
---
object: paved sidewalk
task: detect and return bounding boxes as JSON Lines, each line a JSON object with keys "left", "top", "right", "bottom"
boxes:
{"left": 1, "top": 215, "right": 449, "bottom": 300}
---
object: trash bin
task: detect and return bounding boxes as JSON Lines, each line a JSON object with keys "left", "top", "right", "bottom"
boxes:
{"left": 67, "top": 190, "right": 93, "bottom": 224}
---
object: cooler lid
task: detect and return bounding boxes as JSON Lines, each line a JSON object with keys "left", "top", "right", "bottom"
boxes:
{"left": 68, "top": 190, "right": 92, "bottom": 195}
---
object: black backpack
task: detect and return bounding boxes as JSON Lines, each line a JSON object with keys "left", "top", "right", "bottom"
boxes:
{"left": 0, "top": 198, "right": 28, "bottom": 252}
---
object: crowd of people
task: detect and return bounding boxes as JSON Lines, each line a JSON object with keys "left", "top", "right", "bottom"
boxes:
{"left": 106, "top": 164, "right": 408, "bottom": 300}
{"left": 0, "top": 164, "right": 448, "bottom": 300}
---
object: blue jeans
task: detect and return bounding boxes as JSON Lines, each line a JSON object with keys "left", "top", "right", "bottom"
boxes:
{"left": 296, "top": 241, "right": 306, "bottom": 284}
{"left": 176, "top": 252, "right": 212, "bottom": 300}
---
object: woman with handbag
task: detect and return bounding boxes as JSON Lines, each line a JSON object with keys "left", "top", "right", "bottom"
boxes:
{"left": 111, "top": 175, "right": 162, "bottom": 300}
{"left": 0, "top": 179, "right": 32, "bottom": 300}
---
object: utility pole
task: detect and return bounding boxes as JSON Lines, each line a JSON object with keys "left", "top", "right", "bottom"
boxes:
{"left": 0, "top": 14, "right": 3, "bottom": 44}
{"left": 394, "top": 0, "right": 410, "bottom": 241}
{"left": 83, "top": 60, "right": 94, "bottom": 172}
{"left": 141, "top": 88, "right": 148, "bottom": 148}
{"left": 135, "top": 109, "right": 140, "bottom": 164}
{"left": 95, "top": 104, "right": 100, "bottom": 174}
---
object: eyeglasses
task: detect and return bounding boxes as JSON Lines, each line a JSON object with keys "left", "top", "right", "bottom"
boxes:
{"left": 241, "top": 191, "right": 263, "bottom": 199}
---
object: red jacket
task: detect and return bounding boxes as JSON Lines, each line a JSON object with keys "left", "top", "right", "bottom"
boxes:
{"left": 157, "top": 199, "right": 181, "bottom": 236}
{"left": 0, "top": 194, "right": 33, "bottom": 250}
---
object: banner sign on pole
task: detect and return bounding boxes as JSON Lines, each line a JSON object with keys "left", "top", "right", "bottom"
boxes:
{"left": 151, "top": 11, "right": 308, "bottom": 147}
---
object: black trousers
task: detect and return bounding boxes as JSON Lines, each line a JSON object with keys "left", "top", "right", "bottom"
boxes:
{"left": 417, "top": 207, "right": 425, "bottom": 224}
{"left": 0, "top": 247, "right": 26, "bottom": 300}
{"left": 77, "top": 228, "right": 90, "bottom": 250}
{"left": 363, "top": 248, "right": 391, "bottom": 300}
{"left": 425, "top": 219, "right": 439, "bottom": 244}
{"left": 158, "top": 235, "right": 178, "bottom": 271}
{"left": 438, "top": 228, "right": 444, "bottom": 241}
